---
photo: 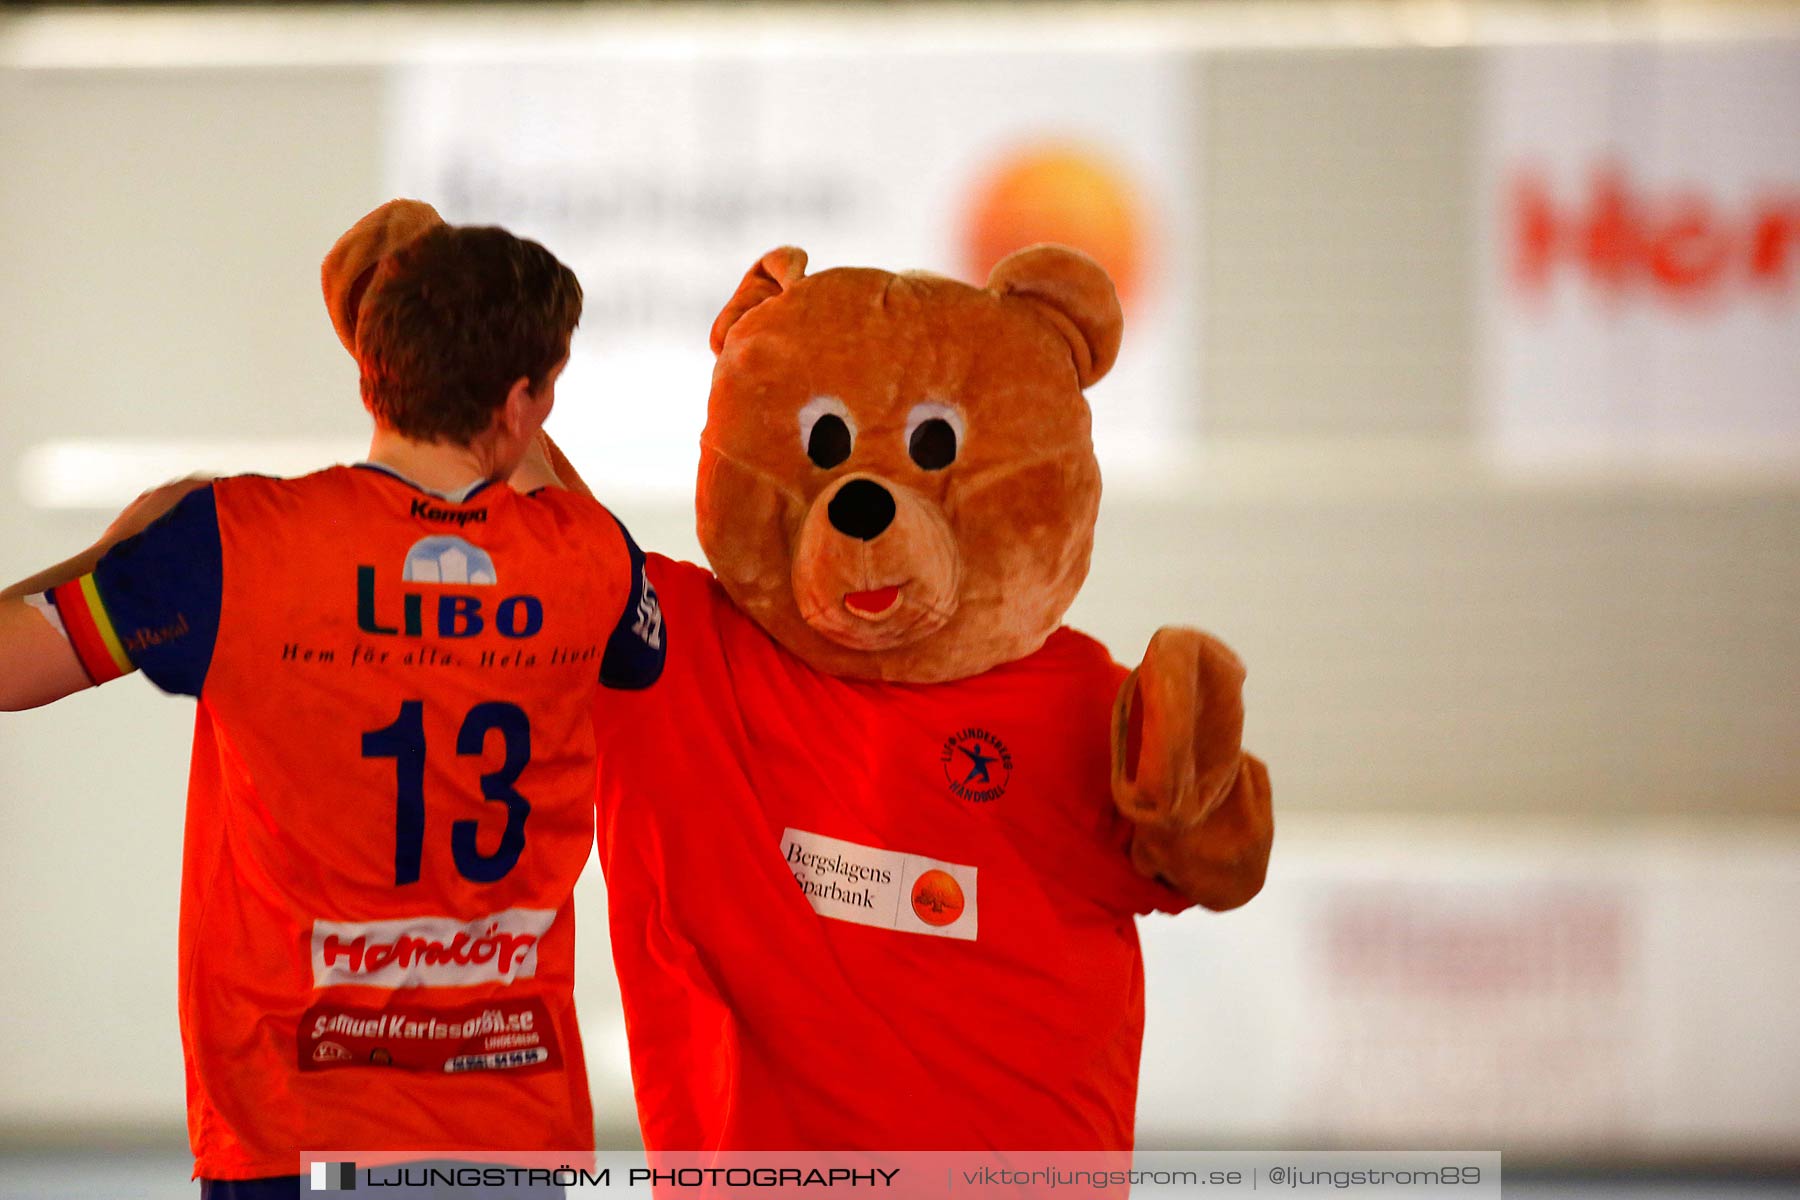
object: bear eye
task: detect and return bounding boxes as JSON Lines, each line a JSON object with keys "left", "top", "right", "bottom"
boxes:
{"left": 798, "top": 397, "right": 854, "bottom": 470}
{"left": 905, "top": 403, "right": 964, "bottom": 471}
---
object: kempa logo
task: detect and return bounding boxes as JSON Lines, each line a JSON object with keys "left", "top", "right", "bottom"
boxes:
{"left": 941, "top": 727, "right": 1013, "bottom": 802}
{"left": 410, "top": 496, "right": 488, "bottom": 527}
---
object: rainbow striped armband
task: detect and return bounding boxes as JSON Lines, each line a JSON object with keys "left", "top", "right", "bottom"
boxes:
{"left": 47, "top": 575, "right": 136, "bottom": 684}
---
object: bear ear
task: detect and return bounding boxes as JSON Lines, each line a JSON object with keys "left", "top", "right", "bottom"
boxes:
{"left": 710, "top": 247, "right": 809, "bottom": 355}
{"left": 322, "top": 198, "right": 446, "bottom": 357}
{"left": 986, "top": 244, "right": 1123, "bottom": 388}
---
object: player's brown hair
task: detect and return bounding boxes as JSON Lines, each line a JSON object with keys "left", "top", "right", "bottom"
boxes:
{"left": 356, "top": 225, "right": 583, "bottom": 444}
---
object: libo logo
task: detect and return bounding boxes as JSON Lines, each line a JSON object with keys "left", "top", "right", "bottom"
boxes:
{"left": 357, "top": 536, "right": 544, "bottom": 639}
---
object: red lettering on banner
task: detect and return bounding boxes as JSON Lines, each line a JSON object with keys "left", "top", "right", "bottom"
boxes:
{"left": 1511, "top": 162, "right": 1800, "bottom": 304}
{"left": 1750, "top": 208, "right": 1800, "bottom": 283}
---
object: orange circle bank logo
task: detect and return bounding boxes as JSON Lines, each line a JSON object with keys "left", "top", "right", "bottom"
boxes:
{"left": 910, "top": 870, "right": 966, "bottom": 927}
{"left": 961, "top": 142, "right": 1151, "bottom": 308}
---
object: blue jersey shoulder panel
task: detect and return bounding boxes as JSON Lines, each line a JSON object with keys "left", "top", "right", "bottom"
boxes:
{"left": 91, "top": 485, "right": 224, "bottom": 698}
{"left": 599, "top": 517, "right": 665, "bottom": 690}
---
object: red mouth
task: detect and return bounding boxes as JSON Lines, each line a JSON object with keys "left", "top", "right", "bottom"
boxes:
{"left": 843, "top": 586, "right": 902, "bottom": 618}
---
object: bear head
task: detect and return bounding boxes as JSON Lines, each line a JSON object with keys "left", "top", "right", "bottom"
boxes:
{"left": 699, "top": 243, "right": 1122, "bottom": 683}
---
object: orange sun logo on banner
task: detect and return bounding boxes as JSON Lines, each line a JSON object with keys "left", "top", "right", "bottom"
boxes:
{"left": 961, "top": 142, "right": 1150, "bottom": 308}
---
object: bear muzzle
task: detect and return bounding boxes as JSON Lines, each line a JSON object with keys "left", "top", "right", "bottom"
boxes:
{"left": 792, "top": 473, "right": 961, "bottom": 651}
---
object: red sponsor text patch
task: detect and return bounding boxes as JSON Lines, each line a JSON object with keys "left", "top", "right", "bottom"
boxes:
{"left": 298, "top": 995, "right": 561, "bottom": 1075}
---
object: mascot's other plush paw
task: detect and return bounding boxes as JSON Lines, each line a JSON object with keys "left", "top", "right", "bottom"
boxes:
{"left": 1112, "top": 627, "right": 1245, "bottom": 825}
{"left": 1111, "top": 627, "right": 1273, "bottom": 910}
{"left": 321, "top": 198, "right": 445, "bottom": 356}
{"left": 536, "top": 432, "right": 595, "bottom": 499}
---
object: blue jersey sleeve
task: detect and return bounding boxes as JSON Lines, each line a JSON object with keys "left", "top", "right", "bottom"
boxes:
{"left": 599, "top": 518, "right": 665, "bottom": 690}
{"left": 90, "top": 485, "right": 225, "bottom": 697}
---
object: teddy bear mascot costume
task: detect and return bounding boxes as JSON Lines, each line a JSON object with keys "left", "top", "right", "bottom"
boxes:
{"left": 325, "top": 217, "right": 1272, "bottom": 1154}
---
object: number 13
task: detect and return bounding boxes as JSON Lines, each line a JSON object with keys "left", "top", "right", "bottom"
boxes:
{"left": 361, "top": 700, "right": 532, "bottom": 886}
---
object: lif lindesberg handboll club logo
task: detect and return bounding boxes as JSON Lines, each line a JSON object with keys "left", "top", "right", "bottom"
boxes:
{"left": 941, "top": 727, "right": 1012, "bottom": 802}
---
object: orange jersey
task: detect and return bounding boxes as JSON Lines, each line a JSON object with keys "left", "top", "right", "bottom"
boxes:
{"left": 594, "top": 557, "right": 1186, "bottom": 1152}
{"left": 50, "top": 465, "right": 664, "bottom": 1179}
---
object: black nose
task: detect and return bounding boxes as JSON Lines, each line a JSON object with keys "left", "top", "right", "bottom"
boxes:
{"left": 827, "top": 479, "right": 896, "bottom": 541}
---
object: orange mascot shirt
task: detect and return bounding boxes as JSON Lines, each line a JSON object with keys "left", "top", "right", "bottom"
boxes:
{"left": 50, "top": 465, "right": 664, "bottom": 1179}
{"left": 594, "top": 556, "right": 1189, "bottom": 1152}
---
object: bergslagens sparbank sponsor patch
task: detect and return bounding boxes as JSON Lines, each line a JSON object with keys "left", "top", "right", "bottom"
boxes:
{"left": 781, "top": 827, "right": 977, "bottom": 941}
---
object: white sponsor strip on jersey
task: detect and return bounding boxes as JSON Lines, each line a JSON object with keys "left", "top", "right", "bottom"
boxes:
{"left": 310, "top": 907, "right": 557, "bottom": 988}
{"left": 781, "top": 827, "right": 978, "bottom": 942}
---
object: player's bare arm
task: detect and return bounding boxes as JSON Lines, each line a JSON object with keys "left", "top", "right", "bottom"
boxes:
{"left": 0, "top": 475, "right": 211, "bottom": 711}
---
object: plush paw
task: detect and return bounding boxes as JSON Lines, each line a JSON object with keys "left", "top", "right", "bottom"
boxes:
{"left": 1110, "top": 626, "right": 1272, "bottom": 909}
{"left": 1129, "top": 753, "right": 1272, "bottom": 911}
{"left": 1111, "top": 626, "right": 1246, "bottom": 828}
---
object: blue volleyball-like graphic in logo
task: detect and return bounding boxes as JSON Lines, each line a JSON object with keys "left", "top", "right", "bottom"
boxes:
{"left": 402, "top": 536, "right": 497, "bottom": 586}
